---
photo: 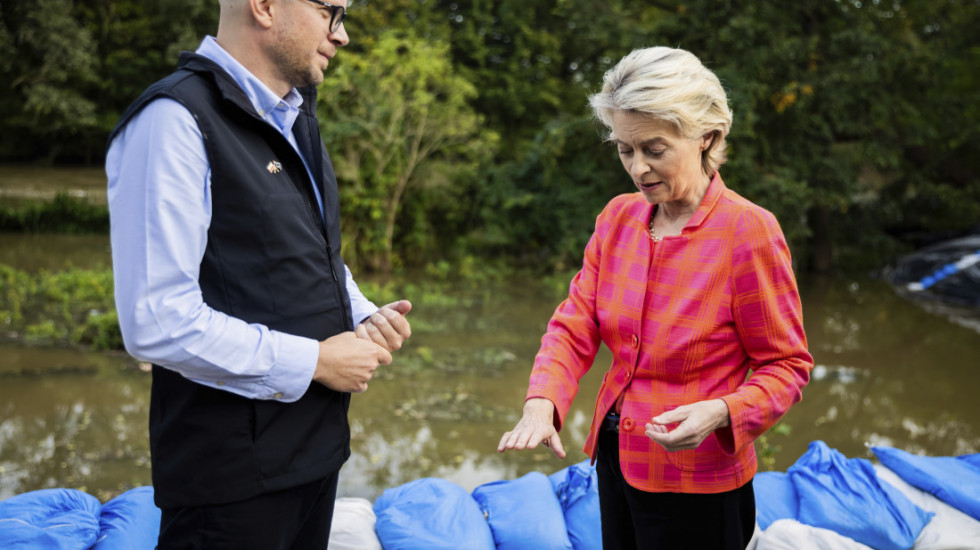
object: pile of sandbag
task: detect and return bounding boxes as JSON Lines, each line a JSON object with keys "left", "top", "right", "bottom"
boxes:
{"left": 750, "top": 441, "right": 980, "bottom": 550}
{"left": 3, "top": 443, "right": 978, "bottom": 549}
{"left": 371, "top": 459, "right": 600, "bottom": 550}
{"left": 0, "top": 486, "right": 158, "bottom": 550}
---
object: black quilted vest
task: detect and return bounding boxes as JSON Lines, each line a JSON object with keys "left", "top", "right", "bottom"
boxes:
{"left": 109, "top": 52, "right": 354, "bottom": 508}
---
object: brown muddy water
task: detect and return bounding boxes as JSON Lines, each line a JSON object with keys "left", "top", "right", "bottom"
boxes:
{"left": 1, "top": 233, "right": 979, "bottom": 504}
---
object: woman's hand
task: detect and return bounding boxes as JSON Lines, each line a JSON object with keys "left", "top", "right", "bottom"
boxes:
{"left": 497, "top": 398, "right": 566, "bottom": 459}
{"left": 645, "top": 398, "right": 731, "bottom": 452}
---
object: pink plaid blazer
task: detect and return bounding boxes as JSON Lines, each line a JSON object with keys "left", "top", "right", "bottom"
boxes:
{"left": 527, "top": 173, "right": 813, "bottom": 494}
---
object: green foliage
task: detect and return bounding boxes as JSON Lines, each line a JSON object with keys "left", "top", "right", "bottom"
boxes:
{"left": 0, "top": 264, "right": 121, "bottom": 350}
{"left": 477, "top": 114, "right": 625, "bottom": 270}
{"left": 0, "top": 0, "right": 216, "bottom": 163}
{"left": 0, "top": 193, "right": 109, "bottom": 233}
{"left": 1, "top": 0, "right": 977, "bottom": 275}
{"left": 649, "top": 0, "right": 980, "bottom": 271}
{"left": 72, "top": 308, "right": 123, "bottom": 351}
{"left": 319, "top": 29, "right": 498, "bottom": 272}
{"left": 757, "top": 422, "right": 792, "bottom": 472}
{"left": 0, "top": 0, "right": 99, "bottom": 162}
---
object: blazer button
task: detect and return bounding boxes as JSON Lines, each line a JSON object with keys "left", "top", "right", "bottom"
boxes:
{"left": 622, "top": 417, "right": 634, "bottom": 432}
{"left": 631, "top": 335, "right": 639, "bottom": 348}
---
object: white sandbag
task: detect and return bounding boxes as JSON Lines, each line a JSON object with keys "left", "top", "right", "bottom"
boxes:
{"left": 754, "top": 519, "right": 874, "bottom": 550}
{"left": 328, "top": 497, "right": 382, "bottom": 550}
{"left": 745, "top": 522, "right": 762, "bottom": 550}
{"left": 874, "top": 464, "right": 980, "bottom": 550}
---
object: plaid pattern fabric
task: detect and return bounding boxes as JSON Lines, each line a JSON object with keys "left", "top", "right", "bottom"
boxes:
{"left": 527, "top": 173, "right": 813, "bottom": 494}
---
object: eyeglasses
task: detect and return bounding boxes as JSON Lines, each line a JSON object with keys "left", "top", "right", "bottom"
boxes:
{"left": 303, "top": 0, "right": 347, "bottom": 33}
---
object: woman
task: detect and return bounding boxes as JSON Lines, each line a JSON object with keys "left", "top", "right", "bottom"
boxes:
{"left": 497, "top": 47, "right": 813, "bottom": 549}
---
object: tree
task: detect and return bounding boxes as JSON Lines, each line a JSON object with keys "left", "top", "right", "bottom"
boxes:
{"left": 0, "top": 0, "right": 99, "bottom": 162}
{"left": 318, "top": 30, "right": 498, "bottom": 273}
{"left": 0, "top": 0, "right": 216, "bottom": 163}
{"left": 647, "top": 0, "right": 980, "bottom": 272}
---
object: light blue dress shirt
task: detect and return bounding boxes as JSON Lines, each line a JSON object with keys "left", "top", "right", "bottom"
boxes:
{"left": 107, "top": 36, "right": 377, "bottom": 403}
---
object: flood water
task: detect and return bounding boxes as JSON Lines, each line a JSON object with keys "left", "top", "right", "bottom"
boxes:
{"left": 1, "top": 232, "right": 979, "bottom": 503}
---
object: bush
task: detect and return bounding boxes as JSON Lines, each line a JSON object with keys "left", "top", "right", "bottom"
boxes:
{"left": 0, "top": 264, "right": 120, "bottom": 350}
{"left": 0, "top": 193, "right": 109, "bottom": 233}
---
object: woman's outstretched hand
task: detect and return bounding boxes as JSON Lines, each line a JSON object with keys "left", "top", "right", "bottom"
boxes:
{"left": 497, "top": 398, "right": 566, "bottom": 459}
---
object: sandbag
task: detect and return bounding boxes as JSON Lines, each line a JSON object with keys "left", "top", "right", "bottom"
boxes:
{"left": 0, "top": 488, "right": 102, "bottom": 550}
{"left": 874, "top": 464, "right": 980, "bottom": 550}
{"left": 788, "top": 441, "right": 933, "bottom": 550}
{"left": 754, "top": 519, "right": 874, "bottom": 550}
{"left": 872, "top": 445, "right": 980, "bottom": 522}
{"left": 92, "top": 486, "right": 160, "bottom": 550}
{"left": 472, "top": 471, "right": 573, "bottom": 550}
{"left": 752, "top": 471, "right": 799, "bottom": 530}
{"left": 551, "top": 459, "right": 601, "bottom": 550}
{"left": 373, "top": 477, "right": 494, "bottom": 550}
{"left": 328, "top": 497, "right": 382, "bottom": 550}
{"left": 549, "top": 464, "right": 570, "bottom": 492}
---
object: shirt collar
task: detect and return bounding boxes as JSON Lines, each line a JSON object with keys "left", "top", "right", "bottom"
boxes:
{"left": 195, "top": 36, "right": 303, "bottom": 135}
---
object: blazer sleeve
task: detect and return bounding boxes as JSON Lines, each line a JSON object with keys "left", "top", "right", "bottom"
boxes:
{"left": 718, "top": 208, "right": 814, "bottom": 454}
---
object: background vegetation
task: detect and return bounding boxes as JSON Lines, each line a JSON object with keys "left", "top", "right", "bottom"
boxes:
{"left": 1, "top": 0, "right": 978, "bottom": 275}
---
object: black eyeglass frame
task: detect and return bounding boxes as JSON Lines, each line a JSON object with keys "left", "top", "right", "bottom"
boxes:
{"left": 303, "top": 0, "right": 347, "bottom": 33}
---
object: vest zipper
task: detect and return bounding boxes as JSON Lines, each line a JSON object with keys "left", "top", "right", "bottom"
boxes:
{"left": 307, "top": 118, "right": 353, "bottom": 333}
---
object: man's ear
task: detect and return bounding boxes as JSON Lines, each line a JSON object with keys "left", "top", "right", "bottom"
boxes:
{"left": 248, "top": 0, "right": 276, "bottom": 29}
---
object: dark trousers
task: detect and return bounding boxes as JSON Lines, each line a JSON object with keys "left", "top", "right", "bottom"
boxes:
{"left": 596, "top": 429, "right": 755, "bottom": 550}
{"left": 157, "top": 471, "right": 340, "bottom": 550}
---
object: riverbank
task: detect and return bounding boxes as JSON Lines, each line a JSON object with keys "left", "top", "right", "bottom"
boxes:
{"left": 0, "top": 165, "right": 107, "bottom": 205}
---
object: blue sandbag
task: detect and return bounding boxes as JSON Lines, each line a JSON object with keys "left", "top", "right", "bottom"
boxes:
{"left": 549, "top": 465, "right": 570, "bottom": 492}
{"left": 373, "top": 477, "right": 494, "bottom": 550}
{"left": 93, "top": 486, "right": 161, "bottom": 550}
{"left": 0, "top": 488, "right": 102, "bottom": 550}
{"left": 788, "top": 441, "right": 933, "bottom": 550}
{"left": 472, "top": 471, "right": 572, "bottom": 550}
{"left": 552, "top": 459, "right": 601, "bottom": 550}
{"left": 872, "top": 446, "right": 980, "bottom": 522}
{"left": 963, "top": 453, "right": 980, "bottom": 470}
{"left": 752, "top": 471, "right": 799, "bottom": 530}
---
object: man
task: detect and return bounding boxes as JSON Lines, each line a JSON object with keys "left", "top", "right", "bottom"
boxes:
{"left": 106, "top": 0, "right": 411, "bottom": 547}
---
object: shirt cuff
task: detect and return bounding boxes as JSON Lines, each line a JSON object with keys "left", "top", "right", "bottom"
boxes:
{"left": 259, "top": 332, "right": 320, "bottom": 402}
{"left": 351, "top": 306, "right": 379, "bottom": 327}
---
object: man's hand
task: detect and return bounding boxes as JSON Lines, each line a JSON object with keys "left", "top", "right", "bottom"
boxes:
{"left": 645, "top": 398, "right": 731, "bottom": 452}
{"left": 497, "top": 398, "right": 566, "bottom": 459}
{"left": 313, "top": 332, "right": 392, "bottom": 393}
{"left": 356, "top": 300, "right": 412, "bottom": 352}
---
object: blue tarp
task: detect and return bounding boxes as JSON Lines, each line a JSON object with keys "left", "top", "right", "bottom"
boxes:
{"left": 373, "top": 477, "right": 495, "bottom": 550}
{"left": 0, "top": 488, "right": 102, "bottom": 550}
{"left": 755, "top": 440, "right": 934, "bottom": 550}
{"left": 872, "top": 446, "right": 980, "bottom": 522}
{"left": 473, "top": 471, "right": 572, "bottom": 550}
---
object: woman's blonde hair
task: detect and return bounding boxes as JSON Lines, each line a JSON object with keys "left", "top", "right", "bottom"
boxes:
{"left": 589, "top": 46, "right": 733, "bottom": 176}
